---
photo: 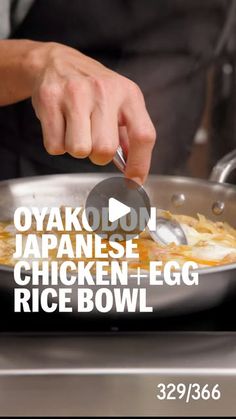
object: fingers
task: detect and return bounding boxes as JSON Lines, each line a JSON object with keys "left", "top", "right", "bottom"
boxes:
{"left": 33, "top": 73, "right": 156, "bottom": 182}
{"left": 64, "top": 111, "right": 92, "bottom": 158}
{"left": 118, "top": 125, "right": 129, "bottom": 157}
{"left": 121, "top": 85, "right": 156, "bottom": 184}
{"left": 40, "top": 109, "right": 65, "bottom": 155}
{"left": 63, "top": 80, "right": 92, "bottom": 158}
{"left": 32, "top": 86, "right": 65, "bottom": 155}
{"left": 89, "top": 106, "right": 119, "bottom": 165}
{"left": 63, "top": 86, "right": 118, "bottom": 163}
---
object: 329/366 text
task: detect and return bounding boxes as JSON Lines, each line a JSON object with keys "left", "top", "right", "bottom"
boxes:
{"left": 156, "top": 383, "right": 221, "bottom": 403}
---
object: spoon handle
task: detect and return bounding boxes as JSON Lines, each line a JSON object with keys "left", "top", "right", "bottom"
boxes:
{"left": 113, "top": 145, "right": 127, "bottom": 173}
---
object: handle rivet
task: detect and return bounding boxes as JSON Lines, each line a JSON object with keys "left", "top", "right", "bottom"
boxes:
{"left": 171, "top": 193, "right": 186, "bottom": 207}
{"left": 212, "top": 201, "right": 225, "bottom": 215}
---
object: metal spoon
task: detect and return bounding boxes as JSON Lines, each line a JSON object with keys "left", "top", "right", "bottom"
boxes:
{"left": 113, "top": 146, "right": 187, "bottom": 246}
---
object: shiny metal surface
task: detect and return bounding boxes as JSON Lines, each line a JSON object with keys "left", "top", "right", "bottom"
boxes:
{"left": 0, "top": 332, "right": 236, "bottom": 416}
{"left": 149, "top": 216, "right": 187, "bottom": 246}
{"left": 171, "top": 192, "right": 186, "bottom": 207}
{"left": 210, "top": 149, "right": 236, "bottom": 183}
{"left": 113, "top": 145, "right": 187, "bottom": 245}
{"left": 113, "top": 144, "right": 127, "bottom": 173}
{"left": 0, "top": 172, "right": 236, "bottom": 315}
{"left": 212, "top": 200, "right": 225, "bottom": 215}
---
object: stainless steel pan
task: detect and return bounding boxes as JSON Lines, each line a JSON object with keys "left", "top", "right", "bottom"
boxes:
{"left": 0, "top": 150, "right": 236, "bottom": 316}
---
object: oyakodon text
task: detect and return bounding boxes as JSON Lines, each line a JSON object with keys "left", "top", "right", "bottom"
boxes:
{"left": 13, "top": 207, "right": 199, "bottom": 314}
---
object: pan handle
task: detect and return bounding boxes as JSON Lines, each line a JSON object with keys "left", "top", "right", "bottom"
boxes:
{"left": 209, "top": 149, "right": 236, "bottom": 183}
{"left": 115, "top": 145, "right": 236, "bottom": 184}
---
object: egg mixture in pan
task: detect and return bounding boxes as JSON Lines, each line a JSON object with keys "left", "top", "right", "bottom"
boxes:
{"left": 0, "top": 211, "right": 236, "bottom": 270}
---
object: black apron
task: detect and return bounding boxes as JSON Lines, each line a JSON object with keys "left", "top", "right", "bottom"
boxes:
{"left": 0, "top": 0, "right": 227, "bottom": 180}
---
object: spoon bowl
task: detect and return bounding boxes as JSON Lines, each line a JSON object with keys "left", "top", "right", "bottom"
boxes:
{"left": 113, "top": 146, "right": 188, "bottom": 246}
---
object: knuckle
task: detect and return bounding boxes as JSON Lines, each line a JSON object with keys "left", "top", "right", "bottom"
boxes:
{"left": 89, "top": 72, "right": 124, "bottom": 102}
{"left": 44, "top": 142, "right": 64, "bottom": 156}
{"left": 95, "top": 143, "right": 116, "bottom": 158}
{"left": 67, "top": 143, "right": 92, "bottom": 158}
{"left": 89, "top": 74, "right": 116, "bottom": 99}
{"left": 90, "top": 142, "right": 116, "bottom": 165}
{"left": 136, "top": 125, "right": 156, "bottom": 146}
{"left": 37, "top": 83, "right": 61, "bottom": 106}
{"left": 64, "top": 79, "right": 88, "bottom": 101}
{"left": 127, "top": 80, "right": 143, "bottom": 98}
{"left": 65, "top": 79, "right": 79, "bottom": 96}
{"left": 90, "top": 76, "right": 107, "bottom": 97}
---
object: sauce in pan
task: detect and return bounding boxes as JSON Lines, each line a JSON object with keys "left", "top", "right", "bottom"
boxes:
{"left": 0, "top": 212, "right": 236, "bottom": 270}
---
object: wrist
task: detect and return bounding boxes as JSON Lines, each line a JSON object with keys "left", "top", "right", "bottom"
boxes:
{"left": 23, "top": 41, "right": 58, "bottom": 91}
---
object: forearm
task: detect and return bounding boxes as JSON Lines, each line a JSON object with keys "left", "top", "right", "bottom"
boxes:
{"left": 0, "top": 39, "right": 50, "bottom": 105}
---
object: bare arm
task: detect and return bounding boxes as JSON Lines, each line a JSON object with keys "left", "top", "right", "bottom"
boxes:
{"left": 0, "top": 40, "right": 156, "bottom": 183}
{"left": 0, "top": 40, "right": 43, "bottom": 104}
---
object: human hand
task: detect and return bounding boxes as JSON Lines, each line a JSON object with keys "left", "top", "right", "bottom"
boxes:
{"left": 31, "top": 42, "right": 156, "bottom": 183}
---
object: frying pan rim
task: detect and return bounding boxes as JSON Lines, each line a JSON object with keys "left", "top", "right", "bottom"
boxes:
{"left": 0, "top": 172, "right": 235, "bottom": 191}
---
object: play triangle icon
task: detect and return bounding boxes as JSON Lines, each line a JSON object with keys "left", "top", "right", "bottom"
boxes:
{"left": 108, "top": 197, "right": 131, "bottom": 223}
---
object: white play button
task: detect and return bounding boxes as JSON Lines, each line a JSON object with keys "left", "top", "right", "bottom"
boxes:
{"left": 108, "top": 197, "right": 131, "bottom": 223}
{"left": 85, "top": 176, "right": 151, "bottom": 240}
